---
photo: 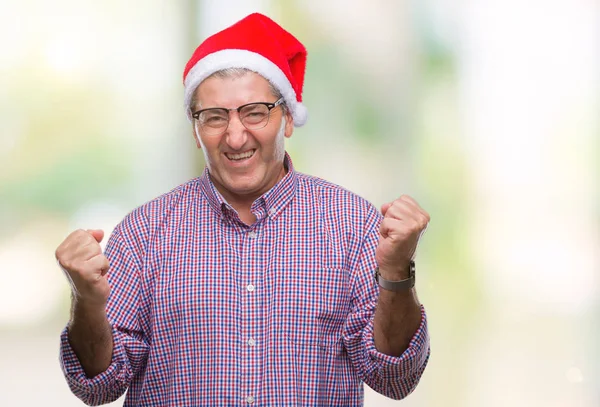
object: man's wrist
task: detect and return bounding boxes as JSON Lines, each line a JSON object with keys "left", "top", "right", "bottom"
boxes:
{"left": 375, "top": 261, "right": 416, "bottom": 292}
{"left": 69, "top": 296, "right": 108, "bottom": 326}
{"left": 378, "top": 261, "right": 412, "bottom": 280}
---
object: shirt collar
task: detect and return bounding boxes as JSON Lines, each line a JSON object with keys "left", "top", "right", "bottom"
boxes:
{"left": 198, "top": 152, "right": 298, "bottom": 221}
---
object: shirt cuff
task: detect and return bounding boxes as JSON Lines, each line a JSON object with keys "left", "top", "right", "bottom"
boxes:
{"left": 364, "top": 305, "right": 430, "bottom": 378}
{"left": 59, "top": 325, "right": 132, "bottom": 404}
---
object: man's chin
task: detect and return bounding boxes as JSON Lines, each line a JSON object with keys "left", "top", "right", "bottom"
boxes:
{"left": 223, "top": 179, "right": 262, "bottom": 197}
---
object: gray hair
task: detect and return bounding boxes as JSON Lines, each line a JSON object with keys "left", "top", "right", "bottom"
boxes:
{"left": 191, "top": 68, "right": 287, "bottom": 113}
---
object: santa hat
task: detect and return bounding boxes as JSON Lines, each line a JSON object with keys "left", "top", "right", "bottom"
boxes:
{"left": 183, "top": 13, "right": 308, "bottom": 127}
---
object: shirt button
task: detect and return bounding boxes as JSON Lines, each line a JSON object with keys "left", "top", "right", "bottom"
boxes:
{"left": 247, "top": 338, "right": 256, "bottom": 346}
{"left": 248, "top": 231, "right": 257, "bottom": 238}
{"left": 247, "top": 284, "right": 255, "bottom": 292}
{"left": 268, "top": 208, "right": 276, "bottom": 216}
{"left": 246, "top": 396, "right": 255, "bottom": 404}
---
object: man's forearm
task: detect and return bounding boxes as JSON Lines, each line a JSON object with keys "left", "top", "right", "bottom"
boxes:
{"left": 67, "top": 299, "right": 114, "bottom": 378}
{"left": 373, "top": 287, "right": 422, "bottom": 357}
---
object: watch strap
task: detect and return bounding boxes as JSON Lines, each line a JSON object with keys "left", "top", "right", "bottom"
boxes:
{"left": 374, "top": 261, "right": 416, "bottom": 291}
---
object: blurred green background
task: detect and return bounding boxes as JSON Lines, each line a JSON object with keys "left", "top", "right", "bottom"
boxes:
{"left": 0, "top": 0, "right": 598, "bottom": 405}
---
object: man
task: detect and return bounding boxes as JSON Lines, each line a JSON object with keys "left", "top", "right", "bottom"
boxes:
{"left": 56, "top": 13, "right": 430, "bottom": 406}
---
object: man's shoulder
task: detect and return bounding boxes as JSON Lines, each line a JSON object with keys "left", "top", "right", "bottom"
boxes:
{"left": 296, "top": 172, "right": 380, "bottom": 220}
{"left": 296, "top": 172, "right": 370, "bottom": 202}
{"left": 119, "top": 177, "right": 202, "bottom": 230}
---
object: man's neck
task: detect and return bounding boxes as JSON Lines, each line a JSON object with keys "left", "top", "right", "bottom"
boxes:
{"left": 212, "top": 163, "right": 288, "bottom": 226}
{"left": 222, "top": 192, "right": 258, "bottom": 225}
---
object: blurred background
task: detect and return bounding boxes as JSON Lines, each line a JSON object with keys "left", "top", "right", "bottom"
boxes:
{"left": 0, "top": 0, "right": 598, "bottom": 405}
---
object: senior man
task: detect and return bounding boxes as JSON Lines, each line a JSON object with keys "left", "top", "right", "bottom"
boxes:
{"left": 56, "top": 13, "right": 430, "bottom": 406}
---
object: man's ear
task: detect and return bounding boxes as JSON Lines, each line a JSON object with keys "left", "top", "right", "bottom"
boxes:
{"left": 284, "top": 111, "right": 294, "bottom": 139}
{"left": 192, "top": 128, "right": 202, "bottom": 149}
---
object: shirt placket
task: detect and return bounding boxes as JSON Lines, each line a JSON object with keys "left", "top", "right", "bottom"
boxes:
{"left": 239, "top": 222, "right": 264, "bottom": 405}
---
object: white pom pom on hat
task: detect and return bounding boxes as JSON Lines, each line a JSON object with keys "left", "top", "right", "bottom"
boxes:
{"left": 183, "top": 13, "right": 308, "bottom": 127}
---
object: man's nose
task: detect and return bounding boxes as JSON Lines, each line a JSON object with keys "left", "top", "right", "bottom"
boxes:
{"left": 225, "top": 113, "right": 248, "bottom": 150}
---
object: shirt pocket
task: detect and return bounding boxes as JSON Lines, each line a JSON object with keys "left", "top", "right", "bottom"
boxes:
{"left": 274, "top": 266, "right": 351, "bottom": 350}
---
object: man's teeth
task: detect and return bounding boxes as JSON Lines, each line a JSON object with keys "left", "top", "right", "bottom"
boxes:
{"left": 227, "top": 150, "right": 255, "bottom": 161}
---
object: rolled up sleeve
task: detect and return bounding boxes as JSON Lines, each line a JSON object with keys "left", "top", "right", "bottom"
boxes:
{"left": 361, "top": 306, "right": 430, "bottom": 398}
{"left": 59, "top": 221, "right": 150, "bottom": 405}
{"left": 343, "top": 204, "right": 430, "bottom": 400}
{"left": 59, "top": 326, "right": 136, "bottom": 405}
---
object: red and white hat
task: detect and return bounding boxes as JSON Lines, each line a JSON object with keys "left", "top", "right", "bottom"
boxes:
{"left": 183, "top": 13, "right": 308, "bottom": 127}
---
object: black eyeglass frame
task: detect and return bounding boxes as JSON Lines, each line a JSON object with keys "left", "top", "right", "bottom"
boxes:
{"left": 191, "top": 97, "right": 285, "bottom": 134}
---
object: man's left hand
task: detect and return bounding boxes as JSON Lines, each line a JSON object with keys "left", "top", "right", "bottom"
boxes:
{"left": 376, "top": 195, "right": 430, "bottom": 280}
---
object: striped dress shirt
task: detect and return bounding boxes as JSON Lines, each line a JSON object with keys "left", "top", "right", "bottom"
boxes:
{"left": 60, "top": 154, "right": 430, "bottom": 406}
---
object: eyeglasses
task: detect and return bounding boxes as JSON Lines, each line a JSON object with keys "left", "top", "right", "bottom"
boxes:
{"left": 192, "top": 98, "right": 284, "bottom": 136}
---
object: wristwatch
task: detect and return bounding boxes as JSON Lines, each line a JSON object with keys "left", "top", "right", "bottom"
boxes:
{"left": 374, "top": 261, "right": 416, "bottom": 291}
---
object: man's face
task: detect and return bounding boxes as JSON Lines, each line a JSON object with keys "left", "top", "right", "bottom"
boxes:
{"left": 192, "top": 72, "right": 294, "bottom": 202}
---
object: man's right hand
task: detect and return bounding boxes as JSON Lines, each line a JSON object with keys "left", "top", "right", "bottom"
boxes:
{"left": 55, "top": 229, "right": 111, "bottom": 308}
